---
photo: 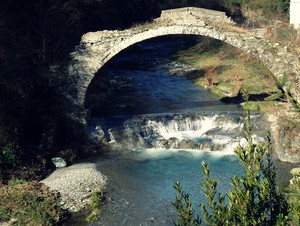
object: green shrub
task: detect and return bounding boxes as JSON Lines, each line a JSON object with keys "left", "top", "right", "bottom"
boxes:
{"left": 287, "top": 174, "right": 300, "bottom": 225}
{"left": 85, "top": 191, "right": 104, "bottom": 223}
{"left": 0, "top": 207, "right": 10, "bottom": 222}
{"left": 173, "top": 104, "right": 292, "bottom": 225}
{"left": 0, "top": 143, "right": 21, "bottom": 168}
{"left": 8, "top": 179, "right": 26, "bottom": 186}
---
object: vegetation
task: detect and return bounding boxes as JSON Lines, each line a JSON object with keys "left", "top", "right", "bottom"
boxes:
{"left": 158, "top": 0, "right": 289, "bottom": 25}
{"left": 0, "top": 0, "right": 293, "bottom": 181}
{"left": 0, "top": 180, "right": 66, "bottom": 225}
{"left": 85, "top": 191, "right": 104, "bottom": 223}
{"left": 0, "top": 0, "right": 297, "bottom": 223}
{"left": 267, "top": 26, "right": 300, "bottom": 56}
{"left": 222, "top": 0, "right": 289, "bottom": 25}
{"left": 0, "top": 0, "right": 161, "bottom": 182}
{"left": 287, "top": 172, "right": 300, "bottom": 225}
{"left": 173, "top": 100, "right": 299, "bottom": 225}
{"left": 174, "top": 36, "right": 279, "bottom": 105}
{"left": 272, "top": 73, "right": 300, "bottom": 112}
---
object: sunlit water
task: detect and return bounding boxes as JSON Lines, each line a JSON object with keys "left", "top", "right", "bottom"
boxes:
{"left": 91, "top": 150, "right": 243, "bottom": 226}
{"left": 84, "top": 36, "right": 293, "bottom": 226}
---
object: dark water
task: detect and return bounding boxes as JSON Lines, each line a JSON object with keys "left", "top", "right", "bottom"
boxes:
{"left": 84, "top": 36, "right": 294, "bottom": 226}
{"left": 86, "top": 36, "right": 242, "bottom": 117}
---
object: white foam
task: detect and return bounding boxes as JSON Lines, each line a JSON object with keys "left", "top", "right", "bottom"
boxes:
{"left": 135, "top": 147, "right": 237, "bottom": 161}
{"left": 142, "top": 115, "right": 243, "bottom": 142}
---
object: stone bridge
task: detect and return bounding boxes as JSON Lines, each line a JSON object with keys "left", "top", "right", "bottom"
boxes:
{"left": 62, "top": 7, "right": 300, "bottom": 123}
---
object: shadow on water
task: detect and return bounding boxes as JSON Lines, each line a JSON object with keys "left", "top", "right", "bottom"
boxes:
{"left": 82, "top": 35, "right": 295, "bottom": 226}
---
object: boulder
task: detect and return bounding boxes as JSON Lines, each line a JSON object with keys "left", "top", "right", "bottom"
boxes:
{"left": 290, "top": 167, "right": 300, "bottom": 185}
{"left": 51, "top": 157, "right": 67, "bottom": 168}
{"left": 290, "top": 168, "right": 300, "bottom": 176}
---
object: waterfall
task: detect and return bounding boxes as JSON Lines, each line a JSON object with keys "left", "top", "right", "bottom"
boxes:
{"left": 89, "top": 112, "right": 265, "bottom": 153}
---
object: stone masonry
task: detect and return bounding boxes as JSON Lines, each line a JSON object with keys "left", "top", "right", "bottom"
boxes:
{"left": 62, "top": 7, "right": 300, "bottom": 124}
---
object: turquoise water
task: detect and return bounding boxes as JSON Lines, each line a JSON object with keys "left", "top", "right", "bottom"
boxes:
{"left": 93, "top": 150, "right": 243, "bottom": 226}
{"left": 86, "top": 37, "right": 250, "bottom": 225}
{"left": 85, "top": 36, "right": 293, "bottom": 226}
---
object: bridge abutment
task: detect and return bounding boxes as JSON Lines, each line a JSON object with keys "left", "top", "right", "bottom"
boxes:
{"left": 58, "top": 7, "right": 300, "bottom": 160}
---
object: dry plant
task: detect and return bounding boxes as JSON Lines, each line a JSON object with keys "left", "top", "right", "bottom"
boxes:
{"left": 237, "top": 52, "right": 253, "bottom": 63}
{"left": 267, "top": 25, "right": 300, "bottom": 56}
{"left": 205, "top": 67, "right": 218, "bottom": 86}
{"left": 242, "top": 7, "right": 266, "bottom": 27}
{"left": 295, "top": 29, "right": 300, "bottom": 55}
{"left": 132, "top": 21, "right": 158, "bottom": 31}
{"left": 0, "top": 181, "right": 65, "bottom": 225}
{"left": 216, "top": 23, "right": 248, "bottom": 33}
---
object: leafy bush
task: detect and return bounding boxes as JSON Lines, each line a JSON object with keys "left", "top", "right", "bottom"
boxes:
{"left": 0, "top": 143, "right": 20, "bottom": 168}
{"left": 0, "top": 143, "right": 21, "bottom": 181}
{"left": 287, "top": 172, "right": 300, "bottom": 225}
{"left": 7, "top": 179, "right": 26, "bottom": 186}
{"left": 173, "top": 104, "right": 294, "bottom": 225}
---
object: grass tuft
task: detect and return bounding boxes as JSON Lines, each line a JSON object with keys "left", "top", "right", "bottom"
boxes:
{"left": 0, "top": 181, "right": 66, "bottom": 225}
{"left": 85, "top": 191, "right": 104, "bottom": 223}
{"left": 173, "top": 36, "right": 279, "bottom": 107}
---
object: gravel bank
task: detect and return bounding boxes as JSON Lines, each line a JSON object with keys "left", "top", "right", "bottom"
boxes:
{"left": 41, "top": 163, "right": 107, "bottom": 212}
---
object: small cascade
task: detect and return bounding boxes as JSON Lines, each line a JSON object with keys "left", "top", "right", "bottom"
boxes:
{"left": 90, "top": 112, "right": 266, "bottom": 153}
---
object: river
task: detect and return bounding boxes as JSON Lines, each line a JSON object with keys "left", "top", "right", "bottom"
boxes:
{"left": 82, "top": 36, "right": 293, "bottom": 226}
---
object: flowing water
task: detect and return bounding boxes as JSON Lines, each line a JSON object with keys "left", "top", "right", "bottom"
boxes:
{"left": 91, "top": 151, "right": 243, "bottom": 226}
{"left": 84, "top": 36, "right": 288, "bottom": 226}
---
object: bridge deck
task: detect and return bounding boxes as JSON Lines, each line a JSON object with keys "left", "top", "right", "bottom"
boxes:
{"left": 62, "top": 7, "right": 300, "bottom": 116}
{"left": 158, "top": 7, "right": 235, "bottom": 25}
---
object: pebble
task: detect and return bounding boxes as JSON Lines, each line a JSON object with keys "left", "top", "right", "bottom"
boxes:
{"left": 41, "top": 163, "right": 107, "bottom": 212}
{"left": 51, "top": 157, "right": 67, "bottom": 168}
{"left": 290, "top": 168, "right": 300, "bottom": 176}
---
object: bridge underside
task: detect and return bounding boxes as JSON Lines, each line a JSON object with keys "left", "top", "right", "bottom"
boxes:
{"left": 60, "top": 7, "right": 299, "bottom": 121}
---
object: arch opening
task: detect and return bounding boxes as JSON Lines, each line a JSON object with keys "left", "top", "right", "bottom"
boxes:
{"left": 84, "top": 34, "right": 279, "bottom": 119}
{"left": 85, "top": 34, "right": 274, "bottom": 154}
{"left": 66, "top": 7, "right": 299, "bottom": 128}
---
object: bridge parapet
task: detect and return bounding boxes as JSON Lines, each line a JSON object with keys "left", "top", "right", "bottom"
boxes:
{"left": 59, "top": 7, "right": 300, "bottom": 129}
{"left": 157, "top": 7, "right": 235, "bottom": 25}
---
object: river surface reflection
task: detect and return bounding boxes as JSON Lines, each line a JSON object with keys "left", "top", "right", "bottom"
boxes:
{"left": 84, "top": 36, "right": 293, "bottom": 226}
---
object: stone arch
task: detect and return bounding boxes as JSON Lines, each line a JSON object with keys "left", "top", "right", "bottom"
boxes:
{"left": 93, "top": 26, "right": 230, "bottom": 71}
{"left": 70, "top": 28, "right": 237, "bottom": 105}
{"left": 65, "top": 8, "right": 299, "bottom": 121}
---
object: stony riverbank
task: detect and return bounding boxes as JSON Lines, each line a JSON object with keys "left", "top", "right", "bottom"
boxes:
{"left": 41, "top": 163, "right": 107, "bottom": 212}
{"left": 171, "top": 36, "right": 300, "bottom": 163}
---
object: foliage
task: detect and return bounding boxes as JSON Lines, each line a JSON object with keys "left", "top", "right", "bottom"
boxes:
{"left": 173, "top": 181, "right": 201, "bottom": 226}
{"left": 85, "top": 191, "right": 104, "bottom": 223}
{"left": 0, "top": 143, "right": 21, "bottom": 168}
{"left": 0, "top": 0, "right": 164, "bottom": 179}
{"left": 224, "top": 0, "right": 289, "bottom": 18}
{"left": 0, "top": 0, "right": 292, "bottom": 183}
{"left": 0, "top": 181, "right": 66, "bottom": 225}
{"left": 0, "top": 143, "right": 21, "bottom": 181}
{"left": 174, "top": 36, "right": 278, "bottom": 103}
{"left": 173, "top": 101, "right": 292, "bottom": 225}
{"left": 7, "top": 178, "right": 26, "bottom": 186}
{"left": 268, "top": 26, "right": 300, "bottom": 56}
{"left": 268, "top": 73, "right": 300, "bottom": 112}
{"left": 287, "top": 175, "right": 300, "bottom": 225}
{"left": 219, "top": 0, "right": 289, "bottom": 26}
{"left": 158, "top": 0, "right": 289, "bottom": 24}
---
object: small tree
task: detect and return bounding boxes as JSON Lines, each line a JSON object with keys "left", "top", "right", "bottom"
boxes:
{"left": 173, "top": 102, "right": 289, "bottom": 225}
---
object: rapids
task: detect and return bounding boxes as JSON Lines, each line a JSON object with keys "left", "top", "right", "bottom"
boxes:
{"left": 85, "top": 36, "right": 272, "bottom": 226}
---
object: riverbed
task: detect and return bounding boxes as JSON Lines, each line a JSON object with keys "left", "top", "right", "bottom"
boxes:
{"left": 83, "top": 36, "right": 294, "bottom": 226}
